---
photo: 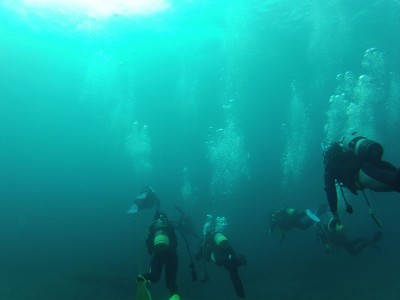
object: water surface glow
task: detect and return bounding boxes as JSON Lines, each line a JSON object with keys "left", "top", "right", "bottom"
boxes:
{"left": 5, "top": 0, "right": 171, "bottom": 20}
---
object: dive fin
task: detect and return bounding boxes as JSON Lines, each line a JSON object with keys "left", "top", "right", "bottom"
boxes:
{"left": 306, "top": 209, "right": 321, "bottom": 223}
{"left": 136, "top": 276, "right": 152, "bottom": 300}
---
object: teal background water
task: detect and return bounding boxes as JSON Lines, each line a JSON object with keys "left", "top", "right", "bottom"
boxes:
{"left": 1, "top": 0, "right": 400, "bottom": 299}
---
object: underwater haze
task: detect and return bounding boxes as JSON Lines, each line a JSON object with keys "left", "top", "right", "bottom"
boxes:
{"left": 1, "top": 0, "right": 400, "bottom": 299}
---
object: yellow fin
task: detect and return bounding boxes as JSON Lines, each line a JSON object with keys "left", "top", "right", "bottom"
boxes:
{"left": 136, "top": 277, "right": 152, "bottom": 300}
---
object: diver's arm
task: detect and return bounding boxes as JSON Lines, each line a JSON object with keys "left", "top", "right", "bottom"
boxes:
{"left": 324, "top": 169, "right": 338, "bottom": 214}
{"left": 324, "top": 166, "right": 342, "bottom": 231}
{"left": 145, "top": 236, "right": 152, "bottom": 254}
{"left": 145, "top": 225, "right": 155, "bottom": 255}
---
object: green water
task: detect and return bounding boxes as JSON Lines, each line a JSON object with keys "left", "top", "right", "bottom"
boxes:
{"left": 1, "top": 0, "right": 400, "bottom": 299}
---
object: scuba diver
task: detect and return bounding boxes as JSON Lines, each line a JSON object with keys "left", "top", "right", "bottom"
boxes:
{"left": 324, "top": 132, "right": 400, "bottom": 231}
{"left": 268, "top": 205, "right": 323, "bottom": 243}
{"left": 138, "top": 210, "right": 181, "bottom": 300}
{"left": 134, "top": 190, "right": 197, "bottom": 300}
{"left": 195, "top": 214, "right": 246, "bottom": 298}
{"left": 128, "top": 186, "right": 160, "bottom": 215}
{"left": 314, "top": 212, "right": 383, "bottom": 256}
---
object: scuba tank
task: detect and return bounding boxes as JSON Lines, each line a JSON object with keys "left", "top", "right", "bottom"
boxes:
{"left": 203, "top": 215, "right": 229, "bottom": 246}
{"left": 208, "top": 232, "right": 229, "bottom": 265}
{"left": 342, "top": 132, "right": 383, "bottom": 162}
{"left": 153, "top": 217, "right": 170, "bottom": 252}
{"left": 213, "top": 232, "right": 228, "bottom": 247}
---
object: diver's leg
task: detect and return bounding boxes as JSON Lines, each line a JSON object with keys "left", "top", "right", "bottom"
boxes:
{"left": 335, "top": 234, "right": 358, "bottom": 256}
{"left": 347, "top": 238, "right": 371, "bottom": 256}
{"left": 143, "top": 252, "right": 163, "bottom": 283}
{"left": 371, "top": 231, "right": 383, "bottom": 243}
{"left": 360, "top": 162, "right": 400, "bottom": 192}
{"left": 165, "top": 251, "right": 179, "bottom": 295}
{"left": 379, "top": 160, "right": 398, "bottom": 172}
{"left": 224, "top": 262, "right": 245, "bottom": 298}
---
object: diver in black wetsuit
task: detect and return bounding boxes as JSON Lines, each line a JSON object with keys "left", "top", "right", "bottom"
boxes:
{"left": 140, "top": 210, "right": 180, "bottom": 300}
{"left": 268, "top": 206, "right": 323, "bottom": 243}
{"left": 323, "top": 132, "right": 400, "bottom": 230}
{"left": 195, "top": 215, "right": 246, "bottom": 298}
{"left": 128, "top": 186, "right": 160, "bottom": 215}
{"left": 315, "top": 213, "right": 383, "bottom": 256}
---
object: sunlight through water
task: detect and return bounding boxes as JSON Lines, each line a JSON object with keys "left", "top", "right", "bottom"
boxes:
{"left": 5, "top": 0, "right": 171, "bottom": 20}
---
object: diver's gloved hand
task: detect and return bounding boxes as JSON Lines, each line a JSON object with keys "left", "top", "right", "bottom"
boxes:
{"left": 328, "top": 212, "right": 341, "bottom": 232}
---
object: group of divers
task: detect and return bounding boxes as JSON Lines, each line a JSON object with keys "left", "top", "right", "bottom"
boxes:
{"left": 128, "top": 132, "right": 400, "bottom": 300}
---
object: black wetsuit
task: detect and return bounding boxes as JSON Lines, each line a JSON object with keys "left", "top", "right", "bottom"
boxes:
{"left": 143, "top": 220, "right": 179, "bottom": 296}
{"left": 323, "top": 143, "right": 400, "bottom": 214}
{"left": 136, "top": 188, "right": 160, "bottom": 210}
{"left": 196, "top": 232, "right": 245, "bottom": 298}
{"left": 270, "top": 208, "right": 314, "bottom": 232}
{"left": 316, "top": 223, "right": 381, "bottom": 256}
